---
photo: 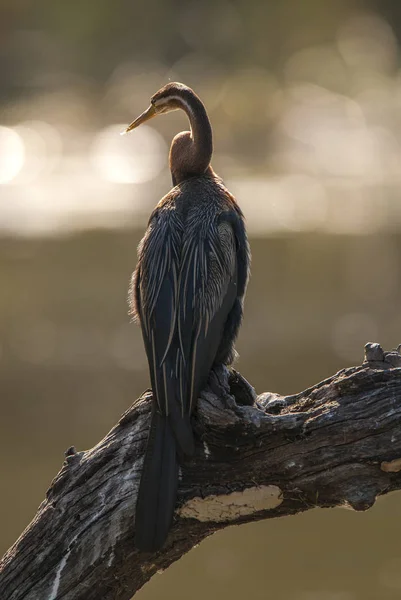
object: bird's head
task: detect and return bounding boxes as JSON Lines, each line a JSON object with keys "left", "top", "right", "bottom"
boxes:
{"left": 123, "top": 82, "right": 192, "bottom": 134}
{"left": 123, "top": 82, "right": 213, "bottom": 185}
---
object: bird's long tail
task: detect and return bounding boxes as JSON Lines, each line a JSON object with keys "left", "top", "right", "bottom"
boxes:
{"left": 135, "top": 410, "right": 179, "bottom": 552}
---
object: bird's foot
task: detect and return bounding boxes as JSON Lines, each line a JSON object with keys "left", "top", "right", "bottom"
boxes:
{"left": 228, "top": 369, "right": 257, "bottom": 406}
{"left": 208, "top": 365, "right": 256, "bottom": 408}
{"left": 208, "top": 364, "right": 231, "bottom": 398}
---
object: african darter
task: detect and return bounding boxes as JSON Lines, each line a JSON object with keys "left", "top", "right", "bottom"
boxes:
{"left": 124, "top": 82, "right": 250, "bottom": 552}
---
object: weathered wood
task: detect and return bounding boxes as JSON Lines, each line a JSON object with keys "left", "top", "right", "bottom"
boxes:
{"left": 1, "top": 343, "right": 401, "bottom": 600}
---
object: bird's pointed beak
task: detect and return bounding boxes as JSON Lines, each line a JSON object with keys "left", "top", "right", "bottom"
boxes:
{"left": 121, "top": 105, "right": 157, "bottom": 135}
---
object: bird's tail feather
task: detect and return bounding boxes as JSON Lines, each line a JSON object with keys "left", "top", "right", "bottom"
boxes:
{"left": 168, "top": 399, "right": 195, "bottom": 458}
{"left": 135, "top": 410, "right": 178, "bottom": 552}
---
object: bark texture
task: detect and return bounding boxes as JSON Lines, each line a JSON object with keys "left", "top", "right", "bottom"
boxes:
{"left": 1, "top": 343, "right": 401, "bottom": 600}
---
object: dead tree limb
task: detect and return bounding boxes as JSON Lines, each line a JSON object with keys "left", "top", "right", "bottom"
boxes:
{"left": 1, "top": 343, "right": 401, "bottom": 600}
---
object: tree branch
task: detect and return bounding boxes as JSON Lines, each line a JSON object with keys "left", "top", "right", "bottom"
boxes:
{"left": 2, "top": 343, "right": 401, "bottom": 600}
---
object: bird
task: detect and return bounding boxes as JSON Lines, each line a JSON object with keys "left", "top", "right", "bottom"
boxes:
{"left": 124, "top": 82, "right": 250, "bottom": 552}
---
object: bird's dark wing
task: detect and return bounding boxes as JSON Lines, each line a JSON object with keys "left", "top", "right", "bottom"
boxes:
{"left": 230, "top": 205, "right": 250, "bottom": 300}
{"left": 176, "top": 217, "right": 238, "bottom": 415}
{"left": 213, "top": 204, "right": 250, "bottom": 365}
{"left": 135, "top": 207, "right": 237, "bottom": 455}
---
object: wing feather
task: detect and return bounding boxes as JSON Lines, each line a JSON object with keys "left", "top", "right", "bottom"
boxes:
{"left": 136, "top": 204, "right": 238, "bottom": 455}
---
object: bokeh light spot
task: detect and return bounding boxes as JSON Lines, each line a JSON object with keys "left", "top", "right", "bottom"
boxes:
{"left": 0, "top": 127, "right": 25, "bottom": 184}
{"left": 13, "top": 121, "right": 62, "bottom": 184}
{"left": 337, "top": 12, "right": 397, "bottom": 73}
{"left": 91, "top": 124, "right": 167, "bottom": 184}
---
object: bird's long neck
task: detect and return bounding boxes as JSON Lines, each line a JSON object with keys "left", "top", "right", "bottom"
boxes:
{"left": 169, "top": 92, "right": 213, "bottom": 185}
{"left": 185, "top": 93, "right": 213, "bottom": 170}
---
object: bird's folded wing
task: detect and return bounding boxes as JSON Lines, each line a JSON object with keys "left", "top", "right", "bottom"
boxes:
{"left": 137, "top": 209, "right": 238, "bottom": 454}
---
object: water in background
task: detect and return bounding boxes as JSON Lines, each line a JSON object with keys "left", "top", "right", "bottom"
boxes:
{"left": 1, "top": 229, "right": 401, "bottom": 600}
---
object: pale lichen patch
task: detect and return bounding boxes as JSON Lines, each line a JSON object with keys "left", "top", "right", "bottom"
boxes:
{"left": 178, "top": 485, "right": 282, "bottom": 522}
{"left": 381, "top": 457, "right": 401, "bottom": 472}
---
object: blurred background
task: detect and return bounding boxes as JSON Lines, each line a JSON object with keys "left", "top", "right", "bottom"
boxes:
{"left": 1, "top": 0, "right": 401, "bottom": 598}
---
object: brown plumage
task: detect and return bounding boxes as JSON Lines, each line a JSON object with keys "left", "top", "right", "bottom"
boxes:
{"left": 125, "top": 82, "right": 250, "bottom": 552}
